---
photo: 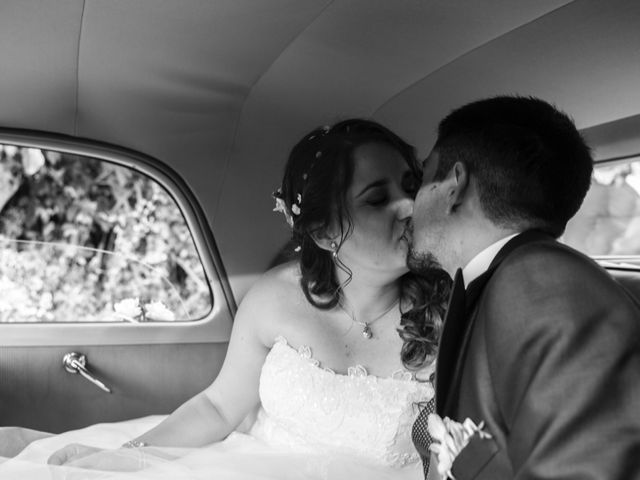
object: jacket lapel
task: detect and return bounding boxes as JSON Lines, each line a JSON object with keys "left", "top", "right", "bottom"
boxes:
{"left": 436, "top": 230, "right": 553, "bottom": 416}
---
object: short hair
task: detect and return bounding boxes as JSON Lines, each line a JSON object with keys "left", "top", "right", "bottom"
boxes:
{"left": 433, "top": 95, "right": 593, "bottom": 237}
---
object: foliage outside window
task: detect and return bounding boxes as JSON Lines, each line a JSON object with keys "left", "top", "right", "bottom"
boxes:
{"left": 563, "top": 159, "right": 640, "bottom": 257}
{"left": 0, "top": 144, "right": 212, "bottom": 323}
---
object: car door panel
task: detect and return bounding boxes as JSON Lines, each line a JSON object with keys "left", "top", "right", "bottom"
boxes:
{"left": 0, "top": 342, "right": 227, "bottom": 433}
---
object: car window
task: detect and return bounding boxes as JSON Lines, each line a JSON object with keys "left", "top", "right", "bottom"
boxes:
{"left": 0, "top": 144, "right": 212, "bottom": 323}
{"left": 563, "top": 158, "right": 640, "bottom": 265}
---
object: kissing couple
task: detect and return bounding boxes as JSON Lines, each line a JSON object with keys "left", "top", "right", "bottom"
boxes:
{"left": 2, "top": 95, "right": 640, "bottom": 480}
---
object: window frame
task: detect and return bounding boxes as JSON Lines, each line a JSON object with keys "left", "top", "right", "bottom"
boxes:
{"left": 0, "top": 128, "right": 235, "bottom": 346}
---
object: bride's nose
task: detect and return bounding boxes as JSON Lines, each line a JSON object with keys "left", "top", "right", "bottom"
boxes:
{"left": 395, "top": 196, "right": 414, "bottom": 221}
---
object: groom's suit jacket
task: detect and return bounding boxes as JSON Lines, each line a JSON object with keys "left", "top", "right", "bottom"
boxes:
{"left": 416, "top": 230, "right": 640, "bottom": 479}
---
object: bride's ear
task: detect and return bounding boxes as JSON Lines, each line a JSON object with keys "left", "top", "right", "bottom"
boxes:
{"left": 309, "top": 225, "right": 339, "bottom": 252}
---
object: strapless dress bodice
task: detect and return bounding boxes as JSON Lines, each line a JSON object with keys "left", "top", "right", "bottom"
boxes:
{"left": 249, "top": 336, "right": 434, "bottom": 469}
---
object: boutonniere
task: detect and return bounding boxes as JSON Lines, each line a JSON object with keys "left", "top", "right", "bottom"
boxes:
{"left": 427, "top": 413, "right": 493, "bottom": 480}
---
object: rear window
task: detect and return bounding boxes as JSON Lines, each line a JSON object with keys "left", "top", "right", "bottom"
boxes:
{"left": 0, "top": 144, "right": 212, "bottom": 323}
{"left": 563, "top": 158, "right": 640, "bottom": 264}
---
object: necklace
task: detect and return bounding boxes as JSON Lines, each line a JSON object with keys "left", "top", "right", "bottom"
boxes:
{"left": 338, "top": 298, "right": 400, "bottom": 340}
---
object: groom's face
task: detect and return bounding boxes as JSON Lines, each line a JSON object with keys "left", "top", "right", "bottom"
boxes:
{"left": 407, "top": 149, "right": 451, "bottom": 274}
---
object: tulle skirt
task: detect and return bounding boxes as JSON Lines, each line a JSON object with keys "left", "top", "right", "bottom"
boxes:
{"left": 0, "top": 416, "right": 424, "bottom": 480}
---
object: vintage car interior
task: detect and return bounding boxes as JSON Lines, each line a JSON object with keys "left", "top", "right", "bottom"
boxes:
{"left": 0, "top": 0, "right": 639, "bottom": 433}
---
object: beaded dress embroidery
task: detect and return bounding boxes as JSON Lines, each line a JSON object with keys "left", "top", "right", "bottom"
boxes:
{"left": 249, "top": 336, "right": 434, "bottom": 469}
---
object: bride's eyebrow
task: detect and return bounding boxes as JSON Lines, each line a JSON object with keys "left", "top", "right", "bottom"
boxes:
{"left": 356, "top": 179, "right": 388, "bottom": 198}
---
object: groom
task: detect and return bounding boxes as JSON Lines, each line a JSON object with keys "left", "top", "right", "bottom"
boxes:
{"left": 408, "top": 96, "right": 640, "bottom": 479}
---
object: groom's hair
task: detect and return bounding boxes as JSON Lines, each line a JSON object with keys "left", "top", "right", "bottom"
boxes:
{"left": 433, "top": 95, "right": 593, "bottom": 237}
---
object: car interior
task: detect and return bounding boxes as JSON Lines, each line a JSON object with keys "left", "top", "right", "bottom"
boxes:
{"left": 0, "top": 0, "right": 639, "bottom": 434}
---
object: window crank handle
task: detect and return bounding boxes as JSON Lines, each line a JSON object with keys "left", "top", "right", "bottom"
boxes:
{"left": 62, "top": 352, "right": 112, "bottom": 393}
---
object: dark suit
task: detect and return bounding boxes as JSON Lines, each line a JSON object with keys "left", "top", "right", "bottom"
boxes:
{"left": 414, "top": 231, "right": 640, "bottom": 479}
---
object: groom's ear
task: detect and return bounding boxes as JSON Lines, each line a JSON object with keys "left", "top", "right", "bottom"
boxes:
{"left": 446, "top": 161, "right": 470, "bottom": 214}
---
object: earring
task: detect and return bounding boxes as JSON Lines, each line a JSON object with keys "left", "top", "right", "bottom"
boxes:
{"left": 330, "top": 241, "right": 338, "bottom": 259}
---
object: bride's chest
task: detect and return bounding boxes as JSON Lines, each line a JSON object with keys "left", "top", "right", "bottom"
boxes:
{"left": 259, "top": 337, "right": 432, "bottom": 414}
{"left": 269, "top": 314, "right": 409, "bottom": 378}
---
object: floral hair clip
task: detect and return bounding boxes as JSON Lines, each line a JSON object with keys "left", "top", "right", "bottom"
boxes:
{"left": 272, "top": 188, "right": 303, "bottom": 252}
{"left": 272, "top": 188, "right": 302, "bottom": 228}
{"left": 272, "top": 188, "right": 293, "bottom": 228}
{"left": 292, "top": 194, "right": 302, "bottom": 215}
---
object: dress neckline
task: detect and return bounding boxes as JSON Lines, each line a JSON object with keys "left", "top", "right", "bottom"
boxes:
{"left": 272, "top": 335, "right": 425, "bottom": 383}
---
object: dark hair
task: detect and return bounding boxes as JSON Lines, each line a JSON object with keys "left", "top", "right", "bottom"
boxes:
{"left": 433, "top": 95, "right": 593, "bottom": 237}
{"left": 275, "top": 118, "right": 449, "bottom": 370}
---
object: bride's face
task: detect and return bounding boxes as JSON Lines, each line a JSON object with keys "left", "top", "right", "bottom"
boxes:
{"left": 333, "top": 142, "right": 417, "bottom": 278}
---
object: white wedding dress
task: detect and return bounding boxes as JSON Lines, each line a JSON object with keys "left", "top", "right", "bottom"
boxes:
{"left": 0, "top": 336, "right": 434, "bottom": 480}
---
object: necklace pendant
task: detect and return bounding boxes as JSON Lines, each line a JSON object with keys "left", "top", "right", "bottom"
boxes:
{"left": 362, "top": 324, "right": 373, "bottom": 339}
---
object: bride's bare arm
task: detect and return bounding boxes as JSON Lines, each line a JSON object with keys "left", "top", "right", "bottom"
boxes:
{"left": 129, "top": 276, "right": 276, "bottom": 447}
{"left": 135, "top": 281, "right": 272, "bottom": 447}
{"left": 48, "top": 269, "right": 283, "bottom": 463}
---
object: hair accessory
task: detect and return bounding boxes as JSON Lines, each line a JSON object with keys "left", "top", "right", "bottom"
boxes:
{"left": 272, "top": 188, "right": 302, "bottom": 228}
{"left": 272, "top": 188, "right": 294, "bottom": 228}
{"left": 291, "top": 194, "right": 302, "bottom": 215}
{"left": 272, "top": 123, "right": 333, "bottom": 229}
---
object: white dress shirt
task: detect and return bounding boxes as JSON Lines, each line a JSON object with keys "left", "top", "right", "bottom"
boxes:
{"left": 462, "top": 233, "right": 520, "bottom": 288}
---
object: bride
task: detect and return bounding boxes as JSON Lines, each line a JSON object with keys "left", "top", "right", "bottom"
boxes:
{"left": 0, "top": 119, "right": 450, "bottom": 479}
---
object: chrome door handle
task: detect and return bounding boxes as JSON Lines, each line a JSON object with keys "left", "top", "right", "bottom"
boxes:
{"left": 62, "top": 352, "right": 112, "bottom": 393}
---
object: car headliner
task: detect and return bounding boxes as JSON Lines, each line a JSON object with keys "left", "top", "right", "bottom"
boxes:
{"left": 1, "top": 0, "right": 639, "bottom": 300}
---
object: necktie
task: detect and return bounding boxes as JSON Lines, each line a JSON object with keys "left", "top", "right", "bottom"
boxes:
{"left": 435, "top": 268, "right": 466, "bottom": 414}
{"left": 449, "top": 268, "right": 466, "bottom": 313}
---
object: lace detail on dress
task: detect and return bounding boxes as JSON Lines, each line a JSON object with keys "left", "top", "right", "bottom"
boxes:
{"left": 272, "top": 335, "right": 417, "bottom": 380}
{"left": 249, "top": 335, "right": 435, "bottom": 469}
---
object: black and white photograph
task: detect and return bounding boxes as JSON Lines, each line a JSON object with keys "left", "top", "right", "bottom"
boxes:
{"left": 0, "top": 1, "right": 639, "bottom": 479}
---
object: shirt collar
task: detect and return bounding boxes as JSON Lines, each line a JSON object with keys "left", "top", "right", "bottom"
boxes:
{"left": 462, "top": 233, "right": 520, "bottom": 288}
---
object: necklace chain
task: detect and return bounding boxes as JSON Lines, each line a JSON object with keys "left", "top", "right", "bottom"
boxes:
{"left": 338, "top": 298, "right": 400, "bottom": 340}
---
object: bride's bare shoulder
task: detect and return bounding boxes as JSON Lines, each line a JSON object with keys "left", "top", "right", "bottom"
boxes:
{"left": 254, "top": 260, "right": 300, "bottom": 293}
{"left": 233, "top": 261, "right": 309, "bottom": 344}
{"left": 236, "top": 261, "right": 305, "bottom": 316}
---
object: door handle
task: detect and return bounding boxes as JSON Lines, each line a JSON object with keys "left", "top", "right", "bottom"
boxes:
{"left": 62, "top": 352, "right": 112, "bottom": 393}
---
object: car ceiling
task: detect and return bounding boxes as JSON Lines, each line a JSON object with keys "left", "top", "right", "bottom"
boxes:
{"left": 1, "top": 0, "right": 639, "bottom": 299}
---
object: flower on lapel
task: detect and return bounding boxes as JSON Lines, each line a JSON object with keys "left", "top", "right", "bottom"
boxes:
{"left": 427, "top": 413, "right": 492, "bottom": 479}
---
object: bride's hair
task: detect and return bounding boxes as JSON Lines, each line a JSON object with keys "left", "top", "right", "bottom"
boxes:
{"left": 274, "top": 118, "right": 451, "bottom": 370}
